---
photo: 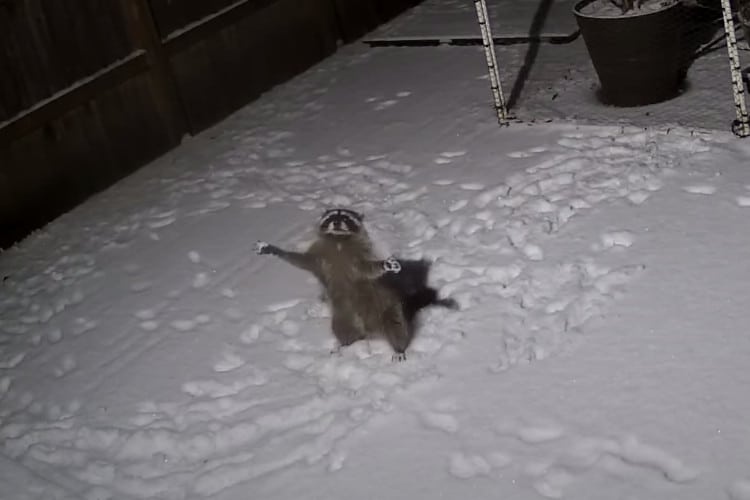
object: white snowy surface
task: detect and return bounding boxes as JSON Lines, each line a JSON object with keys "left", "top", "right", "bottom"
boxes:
{"left": 2, "top": 33, "right": 750, "bottom": 500}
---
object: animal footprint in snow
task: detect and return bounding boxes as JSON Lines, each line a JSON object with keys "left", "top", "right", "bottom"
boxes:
{"left": 171, "top": 314, "right": 211, "bottom": 332}
{"left": 448, "top": 451, "right": 511, "bottom": 479}
{"left": 240, "top": 324, "right": 262, "bottom": 344}
{"left": 47, "top": 329, "right": 63, "bottom": 344}
{"left": 420, "top": 411, "right": 459, "bottom": 433}
{"left": 328, "top": 449, "right": 348, "bottom": 472}
{"left": 265, "top": 298, "right": 302, "bottom": 312}
{"left": 140, "top": 321, "right": 159, "bottom": 332}
{"left": 130, "top": 280, "right": 152, "bottom": 292}
{"left": 434, "top": 150, "right": 466, "bottom": 165}
{"left": 374, "top": 99, "right": 397, "bottom": 110}
{"left": 516, "top": 424, "right": 566, "bottom": 444}
{"left": 368, "top": 92, "right": 409, "bottom": 111}
{"left": 193, "top": 272, "right": 211, "bottom": 288}
{"left": 441, "top": 151, "right": 467, "bottom": 158}
{"left": 508, "top": 150, "right": 533, "bottom": 158}
{"left": 600, "top": 230, "right": 635, "bottom": 250}
{"left": 73, "top": 317, "right": 98, "bottom": 335}
{"left": 283, "top": 353, "right": 315, "bottom": 371}
{"left": 448, "top": 452, "right": 492, "bottom": 479}
{"left": 213, "top": 351, "right": 245, "bottom": 372}
{"left": 627, "top": 190, "right": 651, "bottom": 205}
{"left": 522, "top": 244, "right": 544, "bottom": 261}
{"left": 0, "top": 376, "right": 11, "bottom": 395}
{"left": 533, "top": 469, "right": 574, "bottom": 499}
{"left": 53, "top": 355, "right": 77, "bottom": 377}
{"left": 448, "top": 200, "right": 468, "bottom": 212}
{"left": 560, "top": 434, "right": 698, "bottom": 484}
{"left": 682, "top": 184, "right": 717, "bottom": 195}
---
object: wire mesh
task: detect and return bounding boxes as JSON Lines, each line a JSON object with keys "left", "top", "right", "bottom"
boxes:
{"left": 495, "top": 0, "right": 750, "bottom": 136}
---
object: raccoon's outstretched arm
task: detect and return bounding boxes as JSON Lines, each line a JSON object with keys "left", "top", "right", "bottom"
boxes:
{"left": 361, "top": 256, "right": 402, "bottom": 279}
{"left": 255, "top": 241, "right": 318, "bottom": 274}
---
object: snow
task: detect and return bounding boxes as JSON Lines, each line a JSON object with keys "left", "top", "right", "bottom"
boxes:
{"left": 3, "top": 7, "right": 750, "bottom": 500}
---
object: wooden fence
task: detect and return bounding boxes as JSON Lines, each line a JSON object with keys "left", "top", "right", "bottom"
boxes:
{"left": 0, "top": 0, "right": 419, "bottom": 249}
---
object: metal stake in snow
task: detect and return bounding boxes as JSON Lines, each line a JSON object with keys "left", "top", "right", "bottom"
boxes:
{"left": 474, "top": 0, "right": 508, "bottom": 125}
{"left": 719, "top": 0, "right": 750, "bottom": 137}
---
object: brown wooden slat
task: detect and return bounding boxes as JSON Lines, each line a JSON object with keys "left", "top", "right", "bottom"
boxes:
{"left": 122, "top": 0, "right": 190, "bottom": 138}
{"left": 163, "top": 0, "right": 278, "bottom": 55}
{"left": 149, "top": 0, "right": 240, "bottom": 39}
{"left": 0, "top": 0, "right": 136, "bottom": 121}
{"left": 0, "top": 52, "right": 148, "bottom": 146}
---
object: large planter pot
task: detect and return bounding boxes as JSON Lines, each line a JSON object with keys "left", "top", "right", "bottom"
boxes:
{"left": 740, "top": 1, "right": 750, "bottom": 49}
{"left": 573, "top": 0, "right": 683, "bottom": 107}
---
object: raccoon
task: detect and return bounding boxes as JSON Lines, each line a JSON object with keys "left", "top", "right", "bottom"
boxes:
{"left": 255, "top": 208, "right": 410, "bottom": 359}
{"left": 255, "top": 208, "right": 456, "bottom": 360}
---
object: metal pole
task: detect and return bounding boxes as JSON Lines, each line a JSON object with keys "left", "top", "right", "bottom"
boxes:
{"left": 474, "top": 0, "right": 508, "bottom": 125}
{"left": 719, "top": 0, "right": 750, "bottom": 137}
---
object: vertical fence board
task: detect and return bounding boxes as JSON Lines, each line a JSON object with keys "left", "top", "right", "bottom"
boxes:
{"left": 167, "top": 0, "right": 339, "bottom": 131}
{"left": 0, "top": 72, "right": 176, "bottom": 248}
{"left": 0, "top": 0, "right": 134, "bottom": 122}
{"left": 149, "top": 0, "right": 240, "bottom": 38}
{"left": 121, "top": 0, "right": 189, "bottom": 139}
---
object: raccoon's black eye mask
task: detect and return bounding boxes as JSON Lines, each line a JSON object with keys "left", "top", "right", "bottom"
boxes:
{"left": 320, "top": 208, "right": 364, "bottom": 222}
{"left": 319, "top": 209, "right": 364, "bottom": 235}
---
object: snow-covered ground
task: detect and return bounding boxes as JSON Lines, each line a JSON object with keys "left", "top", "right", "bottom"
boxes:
{"left": 2, "top": 35, "right": 750, "bottom": 500}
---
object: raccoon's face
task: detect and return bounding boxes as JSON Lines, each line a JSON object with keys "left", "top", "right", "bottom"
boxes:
{"left": 318, "top": 208, "right": 364, "bottom": 237}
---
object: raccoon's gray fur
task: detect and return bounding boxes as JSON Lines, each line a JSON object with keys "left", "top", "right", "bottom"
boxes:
{"left": 255, "top": 208, "right": 413, "bottom": 359}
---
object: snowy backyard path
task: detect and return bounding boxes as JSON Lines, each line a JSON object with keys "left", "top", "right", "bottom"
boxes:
{"left": 2, "top": 43, "right": 750, "bottom": 500}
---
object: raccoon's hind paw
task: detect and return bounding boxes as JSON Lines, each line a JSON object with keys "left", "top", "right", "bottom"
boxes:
{"left": 391, "top": 352, "right": 407, "bottom": 362}
{"left": 254, "top": 241, "right": 271, "bottom": 255}
{"left": 383, "top": 257, "right": 402, "bottom": 274}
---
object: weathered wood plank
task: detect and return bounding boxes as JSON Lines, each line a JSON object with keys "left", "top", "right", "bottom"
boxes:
{"left": 122, "top": 0, "right": 190, "bottom": 139}
{"left": 0, "top": 72, "right": 175, "bottom": 249}
{"left": 0, "top": 53, "right": 148, "bottom": 146}
{"left": 167, "top": 0, "right": 338, "bottom": 131}
{"left": 0, "top": 0, "right": 134, "bottom": 121}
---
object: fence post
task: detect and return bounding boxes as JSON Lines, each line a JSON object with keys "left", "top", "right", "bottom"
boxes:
{"left": 122, "top": 0, "right": 190, "bottom": 141}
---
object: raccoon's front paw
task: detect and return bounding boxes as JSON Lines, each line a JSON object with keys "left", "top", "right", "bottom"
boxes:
{"left": 383, "top": 257, "right": 401, "bottom": 274}
{"left": 254, "top": 241, "right": 271, "bottom": 255}
{"left": 391, "top": 352, "right": 407, "bottom": 362}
